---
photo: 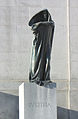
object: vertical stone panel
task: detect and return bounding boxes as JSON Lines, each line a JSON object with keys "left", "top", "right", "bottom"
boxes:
{"left": 70, "top": 0, "right": 78, "bottom": 114}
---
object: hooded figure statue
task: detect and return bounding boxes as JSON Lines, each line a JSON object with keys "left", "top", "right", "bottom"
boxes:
{"left": 28, "top": 9, "right": 55, "bottom": 86}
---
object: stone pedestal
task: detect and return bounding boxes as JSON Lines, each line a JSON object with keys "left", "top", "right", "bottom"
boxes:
{"left": 19, "top": 82, "right": 57, "bottom": 119}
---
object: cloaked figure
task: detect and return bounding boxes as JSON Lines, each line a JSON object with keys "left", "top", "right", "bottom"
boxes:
{"left": 28, "top": 9, "right": 55, "bottom": 86}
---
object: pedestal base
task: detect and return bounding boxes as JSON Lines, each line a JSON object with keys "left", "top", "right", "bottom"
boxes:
{"left": 19, "top": 82, "right": 57, "bottom": 119}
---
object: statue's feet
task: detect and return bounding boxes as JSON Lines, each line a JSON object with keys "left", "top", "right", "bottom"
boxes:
{"left": 35, "top": 80, "right": 53, "bottom": 86}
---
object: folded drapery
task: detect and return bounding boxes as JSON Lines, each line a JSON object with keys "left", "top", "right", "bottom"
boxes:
{"left": 29, "top": 9, "right": 55, "bottom": 86}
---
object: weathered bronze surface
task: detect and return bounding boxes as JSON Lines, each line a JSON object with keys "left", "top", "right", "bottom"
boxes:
{"left": 29, "top": 9, "right": 55, "bottom": 86}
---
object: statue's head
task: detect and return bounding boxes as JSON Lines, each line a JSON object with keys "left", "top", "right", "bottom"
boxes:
{"left": 29, "top": 9, "right": 52, "bottom": 27}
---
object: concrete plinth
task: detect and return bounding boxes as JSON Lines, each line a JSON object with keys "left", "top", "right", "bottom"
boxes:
{"left": 19, "top": 82, "right": 57, "bottom": 119}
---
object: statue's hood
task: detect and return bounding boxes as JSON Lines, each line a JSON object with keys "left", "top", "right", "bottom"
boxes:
{"left": 28, "top": 9, "right": 53, "bottom": 27}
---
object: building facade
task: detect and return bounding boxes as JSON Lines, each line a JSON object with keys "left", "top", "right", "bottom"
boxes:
{"left": 0, "top": 0, "right": 78, "bottom": 119}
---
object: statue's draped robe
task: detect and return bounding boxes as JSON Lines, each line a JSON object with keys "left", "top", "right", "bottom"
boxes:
{"left": 29, "top": 9, "right": 54, "bottom": 85}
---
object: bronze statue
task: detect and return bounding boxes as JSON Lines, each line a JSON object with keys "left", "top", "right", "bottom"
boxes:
{"left": 28, "top": 9, "right": 55, "bottom": 86}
